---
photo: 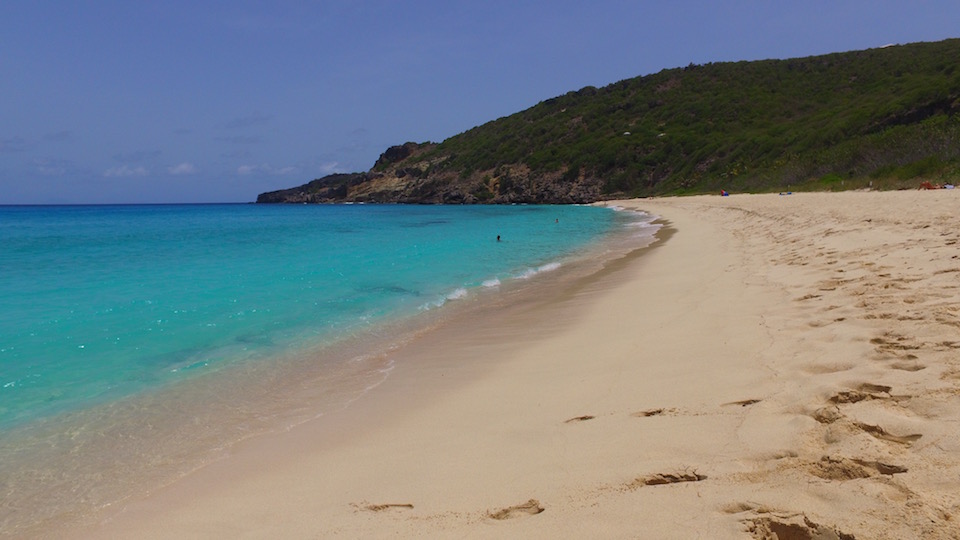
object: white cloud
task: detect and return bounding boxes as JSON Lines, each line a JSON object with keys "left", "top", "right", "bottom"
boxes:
{"left": 236, "top": 164, "right": 299, "bottom": 176}
{"left": 168, "top": 162, "right": 197, "bottom": 175}
{"left": 317, "top": 162, "right": 341, "bottom": 175}
{"left": 104, "top": 165, "right": 149, "bottom": 177}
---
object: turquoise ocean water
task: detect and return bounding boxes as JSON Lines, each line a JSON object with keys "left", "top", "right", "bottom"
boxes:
{"left": 0, "top": 204, "right": 644, "bottom": 430}
{"left": 0, "top": 203, "right": 658, "bottom": 533}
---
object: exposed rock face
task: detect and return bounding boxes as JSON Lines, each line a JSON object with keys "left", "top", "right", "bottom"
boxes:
{"left": 256, "top": 173, "right": 365, "bottom": 203}
{"left": 256, "top": 142, "right": 607, "bottom": 204}
{"left": 373, "top": 142, "right": 419, "bottom": 169}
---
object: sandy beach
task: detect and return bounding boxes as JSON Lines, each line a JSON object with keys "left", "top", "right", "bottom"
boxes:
{"left": 68, "top": 190, "right": 960, "bottom": 539}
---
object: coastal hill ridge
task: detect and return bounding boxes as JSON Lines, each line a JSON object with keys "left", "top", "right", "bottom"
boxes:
{"left": 258, "top": 38, "right": 960, "bottom": 204}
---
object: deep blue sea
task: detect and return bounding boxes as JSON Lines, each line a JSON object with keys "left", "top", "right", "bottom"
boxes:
{"left": 0, "top": 203, "right": 660, "bottom": 534}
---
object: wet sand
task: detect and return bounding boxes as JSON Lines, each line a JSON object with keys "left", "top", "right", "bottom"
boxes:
{"left": 68, "top": 190, "right": 960, "bottom": 539}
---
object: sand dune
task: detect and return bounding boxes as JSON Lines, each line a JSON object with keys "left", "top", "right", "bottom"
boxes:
{"left": 74, "top": 190, "right": 960, "bottom": 539}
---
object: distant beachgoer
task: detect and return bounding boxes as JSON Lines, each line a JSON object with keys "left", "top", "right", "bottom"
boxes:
{"left": 497, "top": 235, "right": 500, "bottom": 242}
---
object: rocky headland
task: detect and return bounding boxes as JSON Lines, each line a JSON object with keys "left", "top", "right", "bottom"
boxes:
{"left": 256, "top": 142, "right": 605, "bottom": 204}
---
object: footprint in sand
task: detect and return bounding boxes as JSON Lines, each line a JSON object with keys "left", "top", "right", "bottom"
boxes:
{"left": 806, "top": 455, "right": 872, "bottom": 481}
{"left": 853, "top": 422, "right": 922, "bottom": 446}
{"left": 487, "top": 499, "right": 544, "bottom": 520}
{"left": 631, "top": 407, "right": 679, "bottom": 417}
{"left": 889, "top": 361, "right": 926, "bottom": 372}
{"left": 870, "top": 332, "right": 923, "bottom": 352}
{"left": 808, "top": 316, "right": 848, "bottom": 328}
{"left": 828, "top": 383, "right": 892, "bottom": 404}
{"left": 806, "top": 455, "right": 908, "bottom": 480}
{"left": 858, "top": 383, "right": 892, "bottom": 393}
{"left": 563, "top": 415, "right": 595, "bottom": 423}
{"left": 864, "top": 312, "right": 896, "bottom": 320}
{"left": 354, "top": 502, "right": 414, "bottom": 512}
{"left": 740, "top": 511, "right": 855, "bottom": 540}
{"left": 722, "top": 398, "right": 762, "bottom": 407}
{"left": 851, "top": 458, "right": 909, "bottom": 476}
{"left": 812, "top": 406, "right": 843, "bottom": 425}
{"left": 816, "top": 385, "right": 919, "bottom": 446}
{"left": 628, "top": 470, "right": 706, "bottom": 489}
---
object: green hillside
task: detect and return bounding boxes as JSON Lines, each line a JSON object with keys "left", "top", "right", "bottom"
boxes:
{"left": 260, "top": 39, "right": 960, "bottom": 204}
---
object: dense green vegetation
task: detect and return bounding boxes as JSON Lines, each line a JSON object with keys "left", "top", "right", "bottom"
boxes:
{"left": 407, "top": 39, "right": 960, "bottom": 196}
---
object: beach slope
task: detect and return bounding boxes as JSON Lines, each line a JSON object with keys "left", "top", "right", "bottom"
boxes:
{"left": 79, "top": 191, "right": 960, "bottom": 539}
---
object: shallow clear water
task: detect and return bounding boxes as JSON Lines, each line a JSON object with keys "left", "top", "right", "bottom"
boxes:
{"left": 0, "top": 203, "right": 632, "bottom": 431}
{"left": 0, "top": 202, "right": 663, "bottom": 535}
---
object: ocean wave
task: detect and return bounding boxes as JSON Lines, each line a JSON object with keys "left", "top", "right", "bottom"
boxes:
{"left": 626, "top": 220, "right": 661, "bottom": 232}
{"left": 446, "top": 287, "right": 468, "bottom": 300}
{"left": 482, "top": 278, "right": 501, "bottom": 288}
{"left": 418, "top": 287, "right": 468, "bottom": 311}
{"left": 418, "top": 299, "right": 445, "bottom": 311}
{"left": 626, "top": 220, "right": 658, "bottom": 227}
{"left": 517, "top": 261, "right": 562, "bottom": 279}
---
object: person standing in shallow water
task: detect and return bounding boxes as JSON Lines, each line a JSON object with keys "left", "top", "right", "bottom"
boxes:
{"left": 497, "top": 235, "right": 500, "bottom": 242}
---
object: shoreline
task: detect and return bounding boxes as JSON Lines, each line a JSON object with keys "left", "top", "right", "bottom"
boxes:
{"left": 4, "top": 205, "right": 659, "bottom": 538}
{"left": 45, "top": 191, "right": 960, "bottom": 538}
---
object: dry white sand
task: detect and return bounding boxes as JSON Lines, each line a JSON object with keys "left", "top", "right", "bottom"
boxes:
{"left": 71, "top": 190, "right": 960, "bottom": 539}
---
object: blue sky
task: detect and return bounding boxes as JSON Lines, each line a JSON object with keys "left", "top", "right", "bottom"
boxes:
{"left": 2, "top": 1, "right": 958, "bottom": 204}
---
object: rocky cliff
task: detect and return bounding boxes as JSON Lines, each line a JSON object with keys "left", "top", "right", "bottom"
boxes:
{"left": 256, "top": 142, "right": 605, "bottom": 204}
